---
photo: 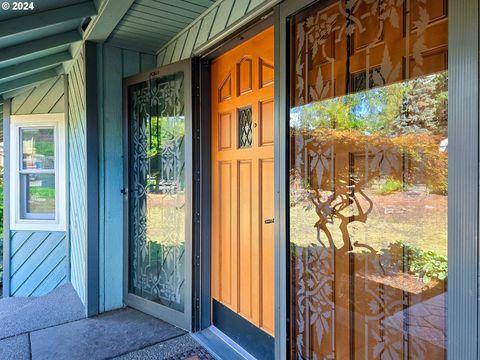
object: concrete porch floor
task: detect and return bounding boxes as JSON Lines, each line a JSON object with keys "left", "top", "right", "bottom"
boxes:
{"left": 0, "top": 285, "right": 214, "bottom": 360}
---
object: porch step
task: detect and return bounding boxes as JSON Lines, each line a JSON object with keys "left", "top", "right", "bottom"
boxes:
{"left": 0, "top": 283, "right": 85, "bottom": 339}
{"left": 29, "top": 307, "right": 186, "bottom": 359}
{"left": 0, "top": 296, "right": 35, "bottom": 319}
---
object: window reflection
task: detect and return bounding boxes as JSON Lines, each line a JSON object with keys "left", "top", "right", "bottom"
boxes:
{"left": 19, "top": 127, "right": 56, "bottom": 219}
{"left": 128, "top": 73, "right": 187, "bottom": 312}
{"left": 20, "top": 174, "right": 56, "bottom": 216}
{"left": 21, "top": 128, "right": 55, "bottom": 170}
{"left": 289, "top": 1, "right": 448, "bottom": 359}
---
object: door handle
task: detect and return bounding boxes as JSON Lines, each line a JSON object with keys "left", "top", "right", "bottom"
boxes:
{"left": 120, "top": 188, "right": 128, "bottom": 195}
{"left": 264, "top": 219, "right": 274, "bottom": 224}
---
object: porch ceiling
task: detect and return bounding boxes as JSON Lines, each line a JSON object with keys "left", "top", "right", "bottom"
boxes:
{"left": 106, "top": 0, "right": 217, "bottom": 54}
{"left": 0, "top": 0, "right": 97, "bottom": 101}
{"left": 0, "top": 0, "right": 217, "bottom": 102}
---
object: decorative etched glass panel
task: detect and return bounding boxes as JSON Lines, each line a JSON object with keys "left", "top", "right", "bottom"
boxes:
{"left": 238, "top": 106, "right": 253, "bottom": 148}
{"left": 128, "top": 72, "right": 186, "bottom": 312}
{"left": 290, "top": 1, "right": 448, "bottom": 359}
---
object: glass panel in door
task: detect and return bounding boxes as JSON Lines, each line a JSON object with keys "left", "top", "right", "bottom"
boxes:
{"left": 127, "top": 68, "right": 191, "bottom": 327}
{"left": 289, "top": 1, "right": 448, "bottom": 359}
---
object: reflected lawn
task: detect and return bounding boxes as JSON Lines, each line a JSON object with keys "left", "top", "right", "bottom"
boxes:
{"left": 146, "top": 192, "right": 186, "bottom": 247}
{"left": 290, "top": 190, "right": 447, "bottom": 256}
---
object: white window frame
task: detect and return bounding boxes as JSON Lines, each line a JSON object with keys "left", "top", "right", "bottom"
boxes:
{"left": 10, "top": 113, "right": 66, "bottom": 231}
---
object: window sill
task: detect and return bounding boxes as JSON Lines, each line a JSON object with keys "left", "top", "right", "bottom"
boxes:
{"left": 11, "top": 220, "right": 66, "bottom": 232}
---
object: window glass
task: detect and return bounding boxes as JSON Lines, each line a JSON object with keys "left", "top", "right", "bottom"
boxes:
{"left": 20, "top": 174, "right": 56, "bottom": 216}
{"left": 128, "top": 72, "right": 187, "bottom": 312}
{"left": 289, "top": 1, "right": 448, "bottom": 359}
{"left": 21, "top": 128, "right": 55, "bottom": 170}
{"left": 19, "top": 127, "right": 56, "bottom": 219}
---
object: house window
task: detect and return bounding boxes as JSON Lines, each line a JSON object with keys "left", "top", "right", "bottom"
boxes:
{"left": 10, "top": 114, "right": 66, "bottom": 231}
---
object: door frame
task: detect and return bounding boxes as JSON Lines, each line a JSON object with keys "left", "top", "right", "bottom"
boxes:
{"left": 277, "top": 0, "right": 480, "bottom": 359}
{"left": 122, "top": 59, "right": 194, "bottom": 331}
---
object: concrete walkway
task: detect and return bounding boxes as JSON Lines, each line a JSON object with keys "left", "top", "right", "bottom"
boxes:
{"left": 0, "top": 285, "right": 214, "bottom": 360}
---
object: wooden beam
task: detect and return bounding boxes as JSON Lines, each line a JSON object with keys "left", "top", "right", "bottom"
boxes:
{"left": 0, "top": 52, "right": 71, "bottom": 83}
{"left": 84, "top": 0, "right": 135, "bottom": 42}
{"left": 0, "top": 69, "right": 59, "bottom": 94}
{"left": 2, "top": 84, "right": 38, "bottom": 100}
{"left": 0, "top": 1, "right": 97, "bottom": 40}
{"left": 0, "top": 31, "right": 81, "bottom": 63}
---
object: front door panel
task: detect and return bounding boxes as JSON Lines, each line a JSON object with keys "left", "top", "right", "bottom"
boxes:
{"left": 211, "top": 26, "right": 275, "bottom": 345}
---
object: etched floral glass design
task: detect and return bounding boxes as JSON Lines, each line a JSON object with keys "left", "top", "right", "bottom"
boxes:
{"left": 289, "top": 1, "right": 448, "bottom": 359}
{"left": 128, "top": 72, "right": 186, "bottom": 312}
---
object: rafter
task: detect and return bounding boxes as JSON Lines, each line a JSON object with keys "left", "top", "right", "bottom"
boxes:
{"left": 0, "top": 1, "right": 97, "bottom": 40}
{"left": 84, "top": 0, "right": 135, "bottom": 41}
{"left": 0, "top": 68, "right": 60, "bottom": 94}
{"left": 0, "top": 52, "right": 71, "bottom": 83}
{"left": 0, "top": 31, "right": 81, "bottom": 64}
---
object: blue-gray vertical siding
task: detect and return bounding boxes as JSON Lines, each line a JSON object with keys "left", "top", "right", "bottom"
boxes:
{"left": 5, "top": 76, "right": 67, "bottom": 298}
{"left": 0, "top": 103, "right": 3, "bottom": 139}
{"left": 97, "top": 44, "right": 155, "bottom": 312}
{"left": 67, "top": 50, "right": 88, "bottom": 306}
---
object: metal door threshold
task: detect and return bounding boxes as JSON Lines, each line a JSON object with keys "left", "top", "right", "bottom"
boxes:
{"left": 192, "top": 326, "right": 257, "bottom": 360}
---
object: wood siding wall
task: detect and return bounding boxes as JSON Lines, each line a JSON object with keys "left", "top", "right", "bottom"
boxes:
{"left": 156, "top": 0, "right": 277, "bottom": 66}
{"left": 5, "top": 76, "right": 67, "bottom": 297}
{"left": 97, "top": 44, "right": 155, "bottom": 312}
{"left": 9, "top": 231, "right": 67, "bottom": 296}
{"left": 68, "top": 49, "right": 88, "bottom": 306}
{"left": 0, "top": 105, "right": 2, "bottom": 140}
{"left": 11, "top": 76, "right": 64, "bottom": 115}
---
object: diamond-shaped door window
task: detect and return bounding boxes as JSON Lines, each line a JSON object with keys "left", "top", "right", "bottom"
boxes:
{"left": 238, "top": 106, "right": 253, "bottom": 148}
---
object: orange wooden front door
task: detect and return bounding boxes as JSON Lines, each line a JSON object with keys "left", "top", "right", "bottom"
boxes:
{"left": 211, "top": 27, "right": 275, "bottom": 336}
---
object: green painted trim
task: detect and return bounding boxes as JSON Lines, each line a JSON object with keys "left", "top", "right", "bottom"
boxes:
{"left": 85, "top": 41, "right": 100, "bottom": 317}
{"left": 2, "top": 100, "right": 11, "bottom": 297}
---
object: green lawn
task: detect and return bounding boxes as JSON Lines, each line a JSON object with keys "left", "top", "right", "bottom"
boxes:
{"left": 146, "top": 192, "right": 185, "bottom": 247}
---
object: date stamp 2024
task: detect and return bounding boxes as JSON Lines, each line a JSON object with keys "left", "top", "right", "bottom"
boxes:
{"left": 2, "top": 2, "right": 35, "bottom": 11}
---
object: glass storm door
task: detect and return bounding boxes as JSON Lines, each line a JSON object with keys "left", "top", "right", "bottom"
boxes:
{"left": 289, "top": 1, "right": 448, "bottom": 359}
{"left": 125, "top": 61, "right": 192, "bottom": 330}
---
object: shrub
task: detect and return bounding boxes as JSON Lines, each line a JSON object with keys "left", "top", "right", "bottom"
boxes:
{"left": 380, "top": 241, "right": 447, "bottom": 284}
{"left": 378, "top": 178, "right": 403, "bottom": 195}
{"left": 409, "top": 248, "right": 448, "bottom": 284}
